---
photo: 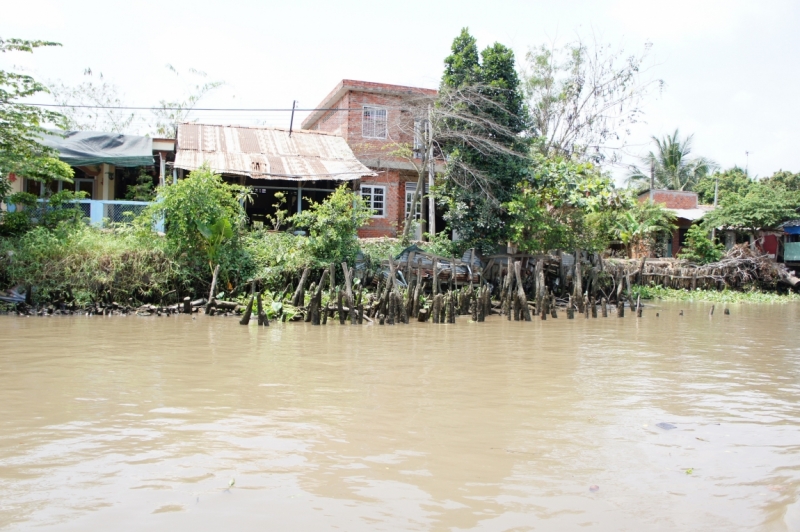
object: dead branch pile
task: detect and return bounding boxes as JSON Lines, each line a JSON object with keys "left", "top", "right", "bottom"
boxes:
{"left": 604, "top": 244, "right": 800, "bottom": 291}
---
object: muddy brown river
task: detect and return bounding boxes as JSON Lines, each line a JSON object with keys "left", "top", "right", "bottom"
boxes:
{"left": 1, "top": 302, "right": 799, "bottom": 531}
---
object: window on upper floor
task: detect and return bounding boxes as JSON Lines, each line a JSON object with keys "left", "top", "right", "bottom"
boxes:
{"left": 362, "top": 106, "right": 388, "bottom": 139}
{"left": 360, "top": 185, "right": 386, "bottom": 217}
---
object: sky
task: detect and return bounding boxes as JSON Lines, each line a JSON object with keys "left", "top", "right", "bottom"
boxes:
{"left": 3, "top": 0, "right": 799, "bottom": 181}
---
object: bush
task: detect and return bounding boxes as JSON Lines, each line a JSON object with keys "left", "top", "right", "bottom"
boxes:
{"left": 0, "top": 189, "right": 86, "bottom": 237}
{"left": 241, "top": 230, "right": 314, "bottom": 289}
{"left": 289, "top": 185, "right": 372, "bottom": 266}
{"left": 0, "top": 224, "right": 178, "bottom": 305}
{"left": 677, "top": 224, "right": 724, "bottom": 264}
{"left": 138, "top": 164, "right": 253, "bottom": 292}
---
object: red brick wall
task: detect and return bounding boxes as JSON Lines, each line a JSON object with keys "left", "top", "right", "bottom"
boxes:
{"left": 306, "top": 82, "right": 436, "bottom": 238}
{"left": 639, "top": 190, "right": 698, "bottom": 209}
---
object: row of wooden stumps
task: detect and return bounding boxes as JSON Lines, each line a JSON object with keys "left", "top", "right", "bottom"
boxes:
{"left": 236, "top": 256, "right": 646, "bottom": 327}
{"left": 495, "top": 259, "right": 645, "bottom": 321}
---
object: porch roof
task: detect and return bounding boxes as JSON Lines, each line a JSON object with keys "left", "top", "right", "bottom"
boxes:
{"left": 40, "top": 130, "right": 154, "bottom": 167}
{"left": 174, "top": 123, "right": 376, "bottom": 182}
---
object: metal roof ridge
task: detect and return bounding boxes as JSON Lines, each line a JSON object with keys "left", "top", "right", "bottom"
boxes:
{"left": 176, "top": 122, "right": 339, "bottom": 137}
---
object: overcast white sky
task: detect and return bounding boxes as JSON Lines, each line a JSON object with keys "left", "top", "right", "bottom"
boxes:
{"left": 3, "top": 0, "right": 799, "bottom": 181}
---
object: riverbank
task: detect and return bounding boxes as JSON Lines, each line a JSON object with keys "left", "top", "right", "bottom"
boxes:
{"left": 634, "top": 285, "right": 800, "bottom": 304}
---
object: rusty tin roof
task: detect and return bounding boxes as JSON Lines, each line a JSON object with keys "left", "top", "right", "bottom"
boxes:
{"left": 174, "top": 123, "right": 376, "bottom": 181}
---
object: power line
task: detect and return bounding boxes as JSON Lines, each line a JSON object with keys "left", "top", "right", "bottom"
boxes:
{"left": 24, "top": 103, "right": 385, "bottom": 112}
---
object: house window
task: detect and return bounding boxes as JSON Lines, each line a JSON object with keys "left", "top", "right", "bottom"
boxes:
{"left": 360, "top": 185, "right": 386, "bottom": 217}
{"left": 405, "top": 182, "right": 422, "bottom": 220}
{"left": 362, "top": 106, "right": 387, "bottom": 139}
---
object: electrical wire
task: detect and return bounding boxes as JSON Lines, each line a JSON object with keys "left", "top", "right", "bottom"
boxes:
{"left": 24, "top": 103, "right": 405, "bottom": 112}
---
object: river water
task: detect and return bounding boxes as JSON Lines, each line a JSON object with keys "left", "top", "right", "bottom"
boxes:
{"left": 1, "top": 302, "right": 800, "bottom": 531}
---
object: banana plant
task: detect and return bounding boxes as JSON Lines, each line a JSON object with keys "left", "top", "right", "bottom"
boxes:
{"left": 196, "top": 218, "right": 233, "bottom": 273}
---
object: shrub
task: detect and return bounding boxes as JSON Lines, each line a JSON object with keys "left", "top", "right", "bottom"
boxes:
{"left": 0, "top": 224, "right": 178, "bottom": 305}
{"left": 677, "top": 224, "right": 724, "bottom": 264}
{"left": 289, "top": 185, "right": 372, "bottom": 266}
{"left": 138, "top": 164, "right": 253, "bottom": 291}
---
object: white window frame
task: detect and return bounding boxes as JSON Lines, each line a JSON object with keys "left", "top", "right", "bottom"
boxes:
{"left": 362, "top": 106, "right": 388, "bottom": 139}
{"left": 360, "top": 185, "right": 386, "bottom": 217}
{"left": 404, "top": 182, "right": 422, "bottom": 220}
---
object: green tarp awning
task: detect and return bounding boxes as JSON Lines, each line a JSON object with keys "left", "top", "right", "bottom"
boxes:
{"left": 40, "top": 130, "right": 154, "bottom": 167}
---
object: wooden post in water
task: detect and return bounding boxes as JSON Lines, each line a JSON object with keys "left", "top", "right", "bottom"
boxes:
{"left": 337, "top": 289, "right": 345, "bottom": 324}
{"left": 636, "top": 295, "right": 643, "bottom": 318}
{"left": 257, "top": 290, "right": 268, "bottom": 326}
{"left": 591, "top": 297, "right": 597, "bottom": 318}
{"left": 433, "top": 294, "right": 443, "bottom": 323}
{"left": 540, "top": 291, "right": 548, "bottom": 320}
{"left": 183, "top": 296, "right": 191, "bottom": 314}
{"left": 574, "top": 250, "right": 584, "bottom": 314}
{"left": 601, "top": 297, "right": 608, "bottom": 317}
{"left": 412, "top": 267, "right": 422, "bottom": 318}
{"left": 304, "top": 283, "right": 316, "bottom": 322}
{"left": 206, "top": 264, "right": 220, "bottom": 314}
{"left": 291, "top": 267, "right": 310, "bottom": 307}
{"left": 584, "top": 295, "right": 590, "bottom": 319}
{"left": 514, "top": 261, "right": 532, "bottom": 321}
{"left": 239, "top": 281, "right": 256, "bottom": 325}
{"left": 534, "top": 260, "right": 544, "bottom": 316}
{"left": 311, "top": 270, "right": 328, "bottom": 325}
{"left": 567, "top": 296, "right": 575, "bottom": 319}
{"left": 342, "top": 262, "right": 355, "bottom": 325}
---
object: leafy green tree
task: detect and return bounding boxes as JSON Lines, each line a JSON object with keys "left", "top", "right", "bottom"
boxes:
{"left": 677, "top": 224, "right": 724, "bottom": 264}
{"left": 704, "top": 183, "right": 800, "bottom": 238}
{"left": 442, "top": 29, "right": 482, "bottom": 88}
{"left": 289, "top": 185, "right": 372, "bottom": 266}
{"left": 629, "top": 130, "right": 715, "bottom": 191}
{"left": 140, "top": 164, "right": 251, "bottom": 285}
{"left": 0, "top": 38, "right": 74, "bottom": 207}
{"left": 437, "top": 28, "right": 530, "bottom": 253}
{"left": 762, "top": 170, "right": 800, "bottom": 192}
{"left": 693, "top": 166, "right": 753, "bottom": 204}
{"left": 613, "top": 200, "right": 676, "bottom": 257}
{"left": 505, "top": 154, "right": 624, "bottom": 253}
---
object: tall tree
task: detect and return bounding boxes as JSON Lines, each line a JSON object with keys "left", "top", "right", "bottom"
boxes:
{"left": 437, "top": 28, "right": 529, "bottom": 252}
{"left": 523, "top": 39, "right": 659, "bottom": 162}
{"left": 694, "top": 166, "right": 753, "bottom": 204}
{"left": 47, "top": 70, "right": 135, "bottom": 133}
{"left": 628, "top": 129, "right": 715, "bottom": 191}
{"left": 0, "top": 37, "right": 73, "bottom": 205}
{"left": 703, "top": 184, "right": 800, "bottom": 239}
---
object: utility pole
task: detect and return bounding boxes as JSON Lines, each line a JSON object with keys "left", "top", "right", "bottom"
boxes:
{"left": 427, "top": 105, "right": 436, "bottom": 238}
{"left": 712, "top": 174, "right": 719, "bottom": 241}
{"left": 288, "top": 100, "right": 297, "bottom": 138}
{"left": 745, "top": 151, "right": 750, "bottom": 178}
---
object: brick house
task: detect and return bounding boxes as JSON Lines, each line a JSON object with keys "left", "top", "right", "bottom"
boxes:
{"left": 301, "top": 80, "right": 438, "bottom": 238}
{"left": 638, "top": 189, "right": 714, "bottom": 257}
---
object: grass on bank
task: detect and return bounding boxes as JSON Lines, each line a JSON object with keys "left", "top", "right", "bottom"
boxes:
{"left": 632, "top": 285, "right": 800, "bottom": 304}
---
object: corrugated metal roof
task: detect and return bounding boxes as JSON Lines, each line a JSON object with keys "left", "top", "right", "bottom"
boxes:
{"left": 174, "top": 123, "right": 376, "bottom": 181}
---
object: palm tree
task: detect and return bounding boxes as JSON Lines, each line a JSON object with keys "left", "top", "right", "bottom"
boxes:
{"left": 613, "top": 200, "right": 676, "bottom": 257}
{"left": 628, "top": 130, "right": 716, "bottom": 191}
